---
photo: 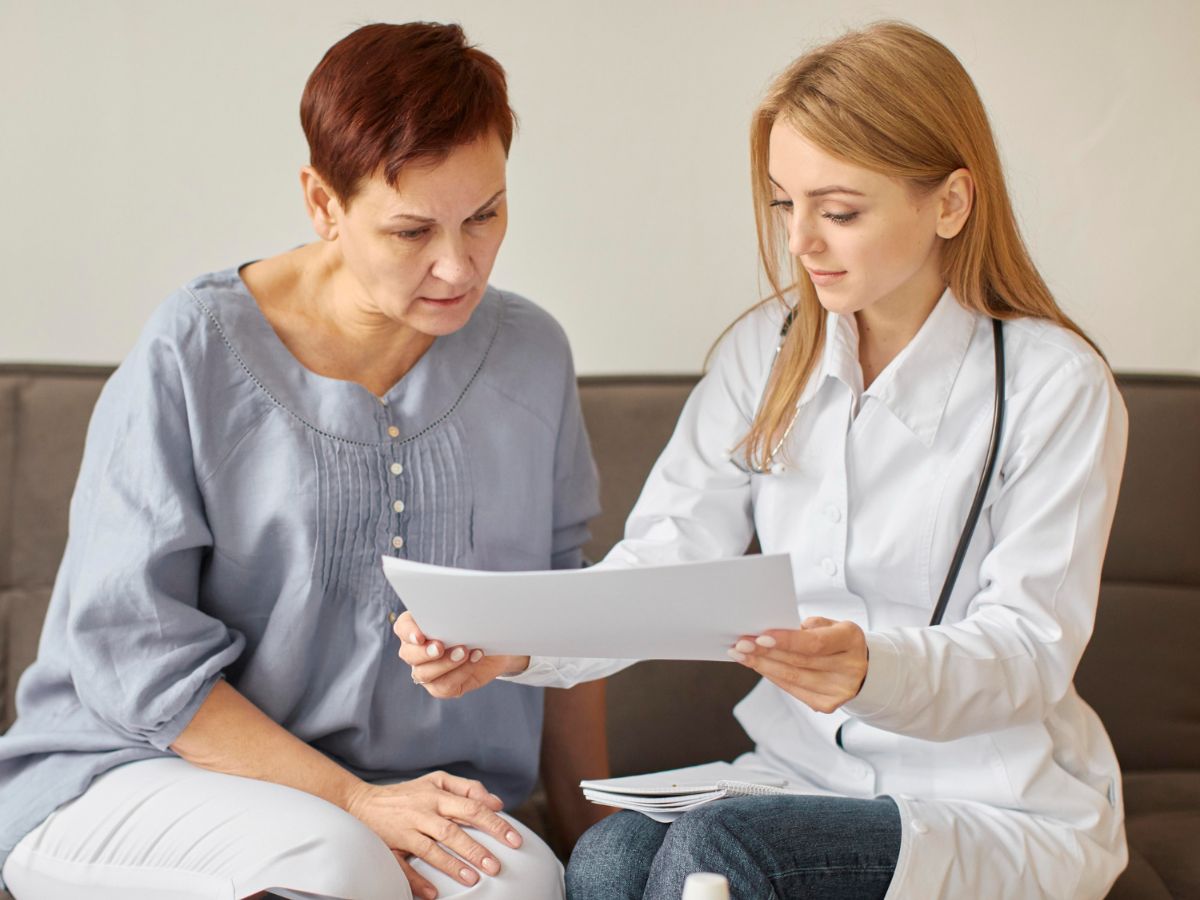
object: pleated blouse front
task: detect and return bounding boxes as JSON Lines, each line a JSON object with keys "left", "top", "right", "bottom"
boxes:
{"left": 0, "top": 267, "right": 600, "bottom": 878}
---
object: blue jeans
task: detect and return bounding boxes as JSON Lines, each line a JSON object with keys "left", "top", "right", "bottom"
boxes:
{"left": 566, "top": 795, "right": 900, "bottom": 900}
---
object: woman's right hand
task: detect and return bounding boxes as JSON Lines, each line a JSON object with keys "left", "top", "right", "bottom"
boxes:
{"left": 345, "top": 771, "right": 523, "bottom": 899}
{"left": 395, "top": 611, "right": 529, "bottom": 699}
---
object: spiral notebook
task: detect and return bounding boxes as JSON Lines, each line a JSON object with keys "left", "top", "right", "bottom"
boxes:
{"left": 580, "top": 762, "right": 802, "bottom": 822}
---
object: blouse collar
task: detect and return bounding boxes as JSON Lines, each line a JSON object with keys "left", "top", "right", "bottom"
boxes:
{"left": 801, "top": 289, "right": 982, "bottom": 447}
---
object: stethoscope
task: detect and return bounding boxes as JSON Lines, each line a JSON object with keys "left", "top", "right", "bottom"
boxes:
{"left": 738, "top": 310, "right": 1006, "bottom": 628}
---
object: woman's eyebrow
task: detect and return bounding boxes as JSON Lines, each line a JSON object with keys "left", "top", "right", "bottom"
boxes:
{"left": 386, "top": 189, "right": 506, "bottom": 224}
{"left": 766, "top": 175, "right": 864, "bottom": 198}
{"left": 473, "top": 189, "right": 506, "bottom": 213}
{"left": 805, "top": 185, "right": 865, "bottom": 198}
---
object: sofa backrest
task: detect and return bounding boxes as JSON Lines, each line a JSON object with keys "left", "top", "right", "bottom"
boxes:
{"left": 2, "top": 365, "right": 1198, "bottom": 776}
{"left": 0, "top": 366, "right": 112, "bottom": 732}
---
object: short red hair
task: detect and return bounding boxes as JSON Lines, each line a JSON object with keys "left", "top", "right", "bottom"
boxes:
{"left": 300, "top": 22, "right": 515, "bottom": 208}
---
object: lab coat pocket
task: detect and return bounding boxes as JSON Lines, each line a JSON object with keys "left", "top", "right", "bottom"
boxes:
{"left": 887, "top": 730, "right": 1019, "bottom": 809}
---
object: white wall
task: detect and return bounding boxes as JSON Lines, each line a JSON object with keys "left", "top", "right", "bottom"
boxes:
{"left": 1, "top": 0, "right": 1196, "bottom": 375}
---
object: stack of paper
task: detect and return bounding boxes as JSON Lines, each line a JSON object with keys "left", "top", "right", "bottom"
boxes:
{"left": 580, "top": 762, "right": 802, "bottom": 823}
{"left": 380, "top": 554, "right": 800, "bottom": 660}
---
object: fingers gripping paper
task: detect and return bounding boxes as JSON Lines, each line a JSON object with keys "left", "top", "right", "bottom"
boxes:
{"left": 381, "top": 554, "right": 800, "bottom": 661}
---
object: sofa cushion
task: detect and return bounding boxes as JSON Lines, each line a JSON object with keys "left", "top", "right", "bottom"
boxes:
{"left": 1126, "top": 811, "right": 1200, "bottom": 899}
{"left": 1122, "top": 771, "right": 1200, "bottom": 818}
{"left": 1076, "top": 583, "right": 1200, "bottom": 772}
{"left": 1103, "top": 376, "right": 1200, "bottom": 588}
{"left": 9, "top": 372, "right": 107, "bottom": 589}
{"left": 1106, "top": 846, "right": 1174, "bottom": 899}
{"left": 0, "top": 378, "right": 15, "bottom": 591}
{"left": 0, "top": 587, "right": 52, "bottom": 733}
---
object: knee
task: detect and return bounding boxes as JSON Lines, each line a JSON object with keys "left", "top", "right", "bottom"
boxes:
{"left": 658, "top": 804, "right": 745, "bottom": 868}
{"left": 566, "top": 812, "right": 661, "bottom": 900}
{"left": 488, "top": 815, "right": 563, "bottom": 898}
{"left": 254, "top": 797, "right": 406, "bottom": 899}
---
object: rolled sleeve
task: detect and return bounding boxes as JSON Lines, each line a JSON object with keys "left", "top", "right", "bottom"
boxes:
{"left": 64, "top": 332, "right": 244, "bottom": 748}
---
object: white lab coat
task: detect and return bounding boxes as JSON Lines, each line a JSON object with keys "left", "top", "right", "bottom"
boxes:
{"left": 511, "top": 291, "right": 1129, "bottom": 899}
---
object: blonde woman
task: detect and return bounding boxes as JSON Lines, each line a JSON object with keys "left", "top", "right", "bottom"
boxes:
{"left": 399, "top": 21, "right": 1128, "bottom": 899}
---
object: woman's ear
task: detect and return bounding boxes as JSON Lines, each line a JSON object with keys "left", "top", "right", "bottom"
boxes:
{"left": 300, "top": 166, "right": 342, "bottom": 241}
{"left": 936, "top": 168, "right": 974, "bottom": 240}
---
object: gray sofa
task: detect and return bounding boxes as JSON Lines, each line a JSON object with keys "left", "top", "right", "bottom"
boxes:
{"left": 1, "top": 365, "right": 1198, "bottom": 898}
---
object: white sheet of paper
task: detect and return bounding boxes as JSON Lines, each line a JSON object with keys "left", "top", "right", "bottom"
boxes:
{"left": 380, "top": 554, "right": 800, "bottom": 661}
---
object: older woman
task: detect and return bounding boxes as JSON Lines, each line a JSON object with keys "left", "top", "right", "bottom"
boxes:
{"left": 0, "top": 22, "right": 604, "bottom": 900}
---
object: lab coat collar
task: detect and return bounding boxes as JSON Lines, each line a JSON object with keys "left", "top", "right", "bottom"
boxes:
{"left": 815, "top": 289, "right": 980, "bottom": 447}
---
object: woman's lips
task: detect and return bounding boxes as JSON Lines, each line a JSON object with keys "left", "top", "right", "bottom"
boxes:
{"left": 420, "top": 292, "right": 469, "bottom": 306}
{"left": 807, "top": 269, "right": 846, "bottom": 287}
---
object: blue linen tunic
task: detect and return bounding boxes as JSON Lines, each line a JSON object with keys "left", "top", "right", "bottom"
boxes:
{"left": 0, "top": 267, "right": 600, "bottom": 881}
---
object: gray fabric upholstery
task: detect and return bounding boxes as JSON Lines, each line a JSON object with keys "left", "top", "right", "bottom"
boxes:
{"left": 0, "top": 381, "right": 15, "bottom": 591}
{"left": 0, "top": 588, "right": 51, "bottom": 734}
{"left": 1076, "top": 583, "right": 1200, "bottom": 772}
{"left": 1101, "top": 376, "right": 1200, "bottom": 586}
{"left": 1, "top": 365, "right": 1197, "bottom": 899}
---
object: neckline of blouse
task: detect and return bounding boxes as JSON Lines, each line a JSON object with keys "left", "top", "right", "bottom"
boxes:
{"left": 185, "top": 266, "right": 505, "bottom": 447}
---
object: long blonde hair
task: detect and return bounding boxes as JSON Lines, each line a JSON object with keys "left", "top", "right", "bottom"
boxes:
{"left": 733, "top": 21, "right": 1097, "bottom": 470}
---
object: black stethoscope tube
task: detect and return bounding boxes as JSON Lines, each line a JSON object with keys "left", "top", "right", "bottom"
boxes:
{"left": 757, "top": 313, "right": 1006, "bottom": 628}
{"left": 928, "top": 318, "right": 1005, "bottom": 627}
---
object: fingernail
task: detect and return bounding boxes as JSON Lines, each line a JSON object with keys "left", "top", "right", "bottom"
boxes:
{"left": 489, "top": 792, "right": 504, "bottom": 806}
{"left": 506, "top": 829, "right": 522, "bottom": 847}
{"left": 482, "top": 856, "right": 499, "bottom": 874}
{"left": 469, "top": 649, "right": 483, "bottom": 663}
{"left": 426, "top": 643, "right": 441, "bottom": 658}
{"left": 727, "top": 648, "right": 746, "bottom": 662}
{"left": 450, "top": 647, "right": 466, "bottom": 662}
{"left": 735, "top": 639, "right": 755, "bottom": 654}
{"left": 409, "top": 632, "right": 421, "bottom": 643}
{"left": 460, "top": 867, "right": 477, "bottom": 885}
{"left": 755, "top": 634, "right": 777, "bottom": 648}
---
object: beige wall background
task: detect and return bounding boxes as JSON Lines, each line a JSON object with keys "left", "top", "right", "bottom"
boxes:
{"left": 1, "top": 0, "right": 1197, "bottom": 374}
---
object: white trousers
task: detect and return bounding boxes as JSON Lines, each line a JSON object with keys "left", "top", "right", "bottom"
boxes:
{"left": 1, "top": 758, "right": 564, "bottom": 900}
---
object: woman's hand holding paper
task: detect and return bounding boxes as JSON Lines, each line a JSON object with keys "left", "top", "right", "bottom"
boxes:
{"left": 729, "top": 617, "right": 869, "bottom": 714}
{"left": 395, "top": 612, "right": 530, "bottom": 699}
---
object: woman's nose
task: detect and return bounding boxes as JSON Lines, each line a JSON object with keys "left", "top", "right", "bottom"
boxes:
{"left": 430, "top": 236, "right": 472, "bottom": 287}
{"left": 787, "top": 215, "right": 824, "bottom": 258}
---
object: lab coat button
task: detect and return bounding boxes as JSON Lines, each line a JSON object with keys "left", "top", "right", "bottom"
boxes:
{"left": 826, "top": 505, "right": 842, "bottom": 523}
{"left": 393, "top": 500, "right": 405, "bottom": 513}
{"left": 387, "top": 426, "right": 400, "bottom": 438}
{"left": 821, "top": 557, "right": 838, "bottom": 576}
{"left": 392, "top": 536, "right": 405, "bottom": 549}
{"left": 390, "top": 463, "right": 404, "bottom": 475}
{"left": 911, "top": 819, "right": 929, "bottom": 835}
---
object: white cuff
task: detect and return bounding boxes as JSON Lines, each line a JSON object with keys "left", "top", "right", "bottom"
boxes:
{"left": 497, "top": 656, "right": 566, "bottom": 687}
{"left": 842, "top": 631, "right": 903, "bottom": 719}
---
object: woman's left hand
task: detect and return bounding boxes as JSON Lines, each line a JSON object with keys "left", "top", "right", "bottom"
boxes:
{"left": 729, "top": 617, "right": 869, "bottom": 714}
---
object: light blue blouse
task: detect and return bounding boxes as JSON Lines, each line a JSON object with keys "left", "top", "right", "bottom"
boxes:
{"left": 0, "top": 267, "right": 599, "bottom": 879}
